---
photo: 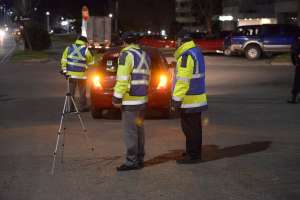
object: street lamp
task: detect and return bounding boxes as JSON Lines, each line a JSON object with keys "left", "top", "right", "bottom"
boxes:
{"left": 46, "top": 11, "right": 50, "bottom": 33}
{"left": 108, "top": 13, "right": 113, "bottom": 18}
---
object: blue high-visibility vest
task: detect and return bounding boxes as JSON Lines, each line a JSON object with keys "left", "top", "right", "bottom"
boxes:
{"left": 181, "top": 47, "right": 206, "bottom": 96}
{"left": 66, "top": 44, "right": 88, "bottom": 72}
{"left": 126, "top": 48, "right": 151, "bottom": 97}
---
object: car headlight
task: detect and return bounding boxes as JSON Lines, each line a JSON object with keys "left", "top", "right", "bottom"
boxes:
{"left": 92, "top": 75, "right": 103, "bottom": 89}
{"left": 0, "top": 30, "right": 6, "bottom": 37}
{"left": 157, "top": 74, "right": 168, "bottom": 90}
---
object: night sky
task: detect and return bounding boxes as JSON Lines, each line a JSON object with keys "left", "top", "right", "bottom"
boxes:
{"left": 5, "top": 0, "right": 175, "bottom": 32}
{"left": 38, "top": 0, "right": 175, "bottom": 32}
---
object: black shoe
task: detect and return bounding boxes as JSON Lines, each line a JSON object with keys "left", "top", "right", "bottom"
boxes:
{"left": 116, "top": 164, "right": 142, "bottom": 171}
{"left": 287, "top": 99, "right": 298, "bottom": 104}
{"left": 287, "top": 96, "right": 298, "bottom": 104}
{"left": 176, "top": 156, "right": 202, "bottom": 164}
{"left": 139, "top": 161, "right": 144, "bottom": 168}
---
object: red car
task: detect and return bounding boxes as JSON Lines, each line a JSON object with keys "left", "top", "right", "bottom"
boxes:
{"left": 139, "top": 35, "right": 176, "bottom": 49}
{"left": 190, "top": 33, "right": 225, "bottom": 53}
{"left": 194, "top": 37, "right": 224, "bottom": 53}
{"left": 89, "top": 47, "right": 173, "bottom": 118}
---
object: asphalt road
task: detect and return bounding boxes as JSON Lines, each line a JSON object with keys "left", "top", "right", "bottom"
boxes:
{"left": 1, "top": 55, "right": 300, "bottom": 200}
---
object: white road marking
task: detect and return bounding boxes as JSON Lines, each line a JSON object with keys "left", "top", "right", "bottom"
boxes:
{"left": 0, "top": 45, "right": 16, "bottom": 64}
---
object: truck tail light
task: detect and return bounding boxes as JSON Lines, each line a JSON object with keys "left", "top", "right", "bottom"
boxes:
{"left": 157, "top": 74, "right": 168, "bottom": 90}
{"left": 93, "top": 75, "right": 103, "bottom": 90}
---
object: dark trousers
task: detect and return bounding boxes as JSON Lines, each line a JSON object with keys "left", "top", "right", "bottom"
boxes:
{"left": 122, "top": 110, "right": 145, "bottom": 166}
{"left": 69, "top": 78, "right": 87, "bottom": 109}
{"left": 180, "top": 112, "right": 202, "bottom": 159}
{"left": 292, "top": 65, "right": 300, "bottom": 97}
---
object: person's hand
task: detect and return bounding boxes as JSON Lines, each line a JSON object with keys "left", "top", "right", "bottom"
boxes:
{"left": 171, "top": 99, "right": 181, "bottom": 112}
{"left": 112, "top": 96, "right": 122, "bottom": 109}
{"left": 113, "top": 103, "right": 122, "bottom": 108}
{"left": 59, "top": 70, "right": 65, "bottom": 75}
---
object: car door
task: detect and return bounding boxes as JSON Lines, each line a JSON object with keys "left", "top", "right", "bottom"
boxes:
{"left": 282, "top": 25, "right": 300, "bottom": 52}
{"left": 262, "top": 25, "right": 290, "bottom": 52}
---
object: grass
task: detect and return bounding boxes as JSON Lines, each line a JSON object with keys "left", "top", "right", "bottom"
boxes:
{"left": 51, "top": 34, "right": 77, "bottom": 44}
{"left": 11, "top": 50, "right": 50, "bottom": 62}
{"left": 272, "top": 53, "right": 292, "bottom": 63}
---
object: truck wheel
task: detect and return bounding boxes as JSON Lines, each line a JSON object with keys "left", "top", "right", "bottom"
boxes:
{"left": 91, "top": 105, "right": 102, "bottom": 119}
{"left": 224, "top": 48, "right": 231, "bottom": 56}
{"left": 245, "top": 45, "right": 262, "bottom": 60}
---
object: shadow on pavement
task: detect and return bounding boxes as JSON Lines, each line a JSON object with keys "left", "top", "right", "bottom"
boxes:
{"left": 144, "top": 141, "right": 271, "bottom": 167}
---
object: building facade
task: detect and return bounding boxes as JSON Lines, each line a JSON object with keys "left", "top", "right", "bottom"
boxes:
{"left": 222, "top": 0, "right": 300, "bottom": 30}
{"left": 175, "top": 0, "right": 199, "bottom": 31}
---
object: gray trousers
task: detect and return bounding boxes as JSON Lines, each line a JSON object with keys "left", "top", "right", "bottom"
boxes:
{"left": 122, "top": 109, "right": 145, "bottom": 166}
{"left": 69, "top": 78, "right": 87, "bottom": 109}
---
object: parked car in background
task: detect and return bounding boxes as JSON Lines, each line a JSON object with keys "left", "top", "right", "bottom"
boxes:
{"left": 89, "top": 47, "right": 173, "bottom": 118}
{"left": 191, "top": 32, "right": 230, "bottom": 54}
{"left": 224, "top": 24, "right": 300, "bottom": 60}
{"left": 139, "top": 35, "right": 176, "bottom": 48}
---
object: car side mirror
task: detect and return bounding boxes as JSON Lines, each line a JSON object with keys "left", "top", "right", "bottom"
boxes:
{"left": 169, "top": 61, "right": 176, "bottom": 68}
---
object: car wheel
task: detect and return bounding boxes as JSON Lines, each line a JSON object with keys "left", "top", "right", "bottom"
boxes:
{"left": 224, "top": 48, "right": 231, "bottom": 56}
{"left": 245, "top": 45, "right": 262, "bottom": 60}
{"left": 91, "top": 104, "right": 102, "bottom": 119}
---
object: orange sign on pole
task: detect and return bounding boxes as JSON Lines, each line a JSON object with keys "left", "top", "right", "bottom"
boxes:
{"left": 82, "top": 6, "right": 90, "bottom": 21}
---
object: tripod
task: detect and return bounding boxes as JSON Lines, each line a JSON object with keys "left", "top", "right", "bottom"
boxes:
{"left": 51, "top": 77, "right": 94, "bottom": 175}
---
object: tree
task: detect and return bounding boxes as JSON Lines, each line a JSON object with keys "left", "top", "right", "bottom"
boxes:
{"left": 192, "top": 0, "right": 222, "bottom": 34}
{"left": 12, "top": 0, "right": 41, "bottom": 50}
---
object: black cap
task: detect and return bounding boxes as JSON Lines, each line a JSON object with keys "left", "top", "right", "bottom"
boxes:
{"left": 176, "top": 31, "right": 192, "bottom": 43}
{"left": 78, "top": 36, "right": 88, "bottom": 43}
{"left": 121, "top": 32, "right": 139, "bottom": 44}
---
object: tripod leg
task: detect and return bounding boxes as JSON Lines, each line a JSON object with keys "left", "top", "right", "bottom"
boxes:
{"left": 51, "top": 96, "right": 68, "bottom": 175}
{"left": 60, "top": 128, "right": 66, "bottom": 163}
{"left": 70, "top": 96, "right": 95, "bottom": 152}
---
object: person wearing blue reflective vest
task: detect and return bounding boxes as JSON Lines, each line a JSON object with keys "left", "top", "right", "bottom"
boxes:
{"left": 61, "top": 36, "right": 94, "bottom": 112}
{"left": 112, "top": 32, "right": 151, "bottom": 171}
{"left": 171, "top": 32, "right": 208, "bottom": 164}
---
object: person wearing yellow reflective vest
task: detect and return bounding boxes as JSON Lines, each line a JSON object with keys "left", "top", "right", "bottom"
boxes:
{"left": 112, "top": 32, "right": 151, "bottom": 171}
{"left": 172, "top": 33, "right": 208, "bottom": 164}
{"left": 61, "top": 36, "right": 94, "bottom": 112}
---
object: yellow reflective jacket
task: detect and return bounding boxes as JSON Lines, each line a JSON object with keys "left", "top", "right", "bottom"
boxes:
{"left": 113, "top": 44, "right": 150, "bottom": 106}
{"left": 173, "top": 40, "right": 208, "bottom": 112}
{"left": 61, "top": 39, "right": 94, "bottom": 79}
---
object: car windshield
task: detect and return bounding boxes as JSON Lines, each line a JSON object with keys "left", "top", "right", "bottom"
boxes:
{"left": 101, "top": 49, "right": 167, "bottom": 74}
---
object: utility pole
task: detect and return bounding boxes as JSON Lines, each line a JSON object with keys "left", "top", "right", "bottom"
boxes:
{"left": 298, "top": 0, "right": 300, "bottom": 26}
{"left": 114, "top": 0, "right": 119, "bottom": 33}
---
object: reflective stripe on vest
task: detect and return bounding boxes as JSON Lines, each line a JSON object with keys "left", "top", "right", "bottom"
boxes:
{"left": 122, "top": 99, "right": 148, "bottom": 105}
{"left": 126, "top": 48, "right": 151, "bottom": 97}
{"left": 66, "top": 44, "right": 87, "bottom": 73}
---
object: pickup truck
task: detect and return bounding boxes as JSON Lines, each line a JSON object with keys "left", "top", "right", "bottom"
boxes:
{"left": 224, "top": 24, "right": 300, "bottom": 59}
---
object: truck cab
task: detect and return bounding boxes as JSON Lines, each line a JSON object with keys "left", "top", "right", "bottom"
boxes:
{"left": 224, "top": 24, "right": 300, "bottom": 60}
